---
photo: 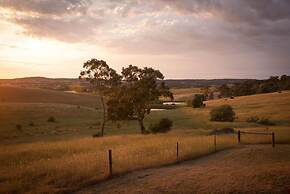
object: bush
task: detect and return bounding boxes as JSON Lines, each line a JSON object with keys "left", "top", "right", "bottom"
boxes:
{"left": 47, "top": 116, "right": 56, "bottom": 123}
{"left": 257, "top": 118, "right": 275, "bottom": 126}
{"left": 150, "top": 118, "right": 173, "bottom": 133}
{"left": 210, "top": 105, "right": 235, "bottom": 122}
{"left": 192, "top": 94, "right": 205, "bottom": 108}
{"left": 246, "top": 116, "right": 275, "bottom": 126}
{"left": 246, "top": 116, "right": 259, "bottom": 123}
{"left": 210, "top": 128, "right": 235, "bottom": 135}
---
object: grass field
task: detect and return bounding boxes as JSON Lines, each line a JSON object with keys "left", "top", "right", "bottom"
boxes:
{"left": 1, "top": 86, "right": 290, "bottom": 143}
{"left": 0, "top": 86, "right": 290, "bottom": 193}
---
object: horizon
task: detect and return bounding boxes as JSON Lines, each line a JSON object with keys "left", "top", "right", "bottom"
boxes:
{"left": 0, "top": 75, "right": 274, "bottom": 81}
{"left": 1, "top": 1, "right": 290, "bottom": 79}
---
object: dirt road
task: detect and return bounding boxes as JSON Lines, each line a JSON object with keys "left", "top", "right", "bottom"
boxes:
{"left": 77, "top": 145, "right": 290, "bottom": 194}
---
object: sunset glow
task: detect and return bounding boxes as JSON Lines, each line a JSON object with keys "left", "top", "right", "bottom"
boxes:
{"left": 0, "top": 0, "right": 290, "bottom": 79}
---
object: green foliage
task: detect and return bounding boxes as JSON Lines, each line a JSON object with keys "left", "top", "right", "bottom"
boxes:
{"left": 80, "top": 60, "right": 173, "bottom": 135}
{"left": 47, "top": 116, "right": 56, "bottom": 123}
{"left": 106, "top": 65, "right": 173, "bottom": 133}
{"left": 79, "top": 58, "right": 122, "bottom": 136}
{"left": 79, "top": 59, "right": 122, "bottom": 93}
{"left": 218, "top": 75, "right": 290, "bottom": 97}
{"left": 149, "top": 118, "right": 173, "bottom": 133}
{"left": 210, "top": 105, "right": 235, "bottom": 122}
{"left": 192, "top": 94, "right": 205, "bottom": 108}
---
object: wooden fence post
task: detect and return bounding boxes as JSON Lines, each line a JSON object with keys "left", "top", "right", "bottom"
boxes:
{"left": 108, "top": 150, "right": 113, "bottom": 177}
{"left": 176, "top": 142, "right": 179, "bottom": 162}
{"left": 214, "top": 133, "right": 217, "bottom": 152}
{"left": 272, "top": 132, "right": 275, "bottom": 148}
{"left": 238, "top": 130, "right": 241, "bottom": 143}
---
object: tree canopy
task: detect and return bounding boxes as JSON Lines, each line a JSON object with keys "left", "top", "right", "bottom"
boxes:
{"left": 80, "top": 60, "right": 173, "bottom": 135}
{"left": 79, "top": 59, "right": 122, "bottom": 136}
{"left": 107, "top": 65, "right": 173, "bottom": 133}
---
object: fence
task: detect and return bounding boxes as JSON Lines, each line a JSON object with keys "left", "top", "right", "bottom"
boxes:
{"left": 106, "top": 130, "right": 275, "bottom": 177}
{"left": 237, "top": 130, "right": 275, "bottom": 147}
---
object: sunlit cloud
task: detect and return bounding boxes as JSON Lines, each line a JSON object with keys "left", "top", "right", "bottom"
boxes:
{"left": 0, "top": 0, "right": 289, "bottom": 79}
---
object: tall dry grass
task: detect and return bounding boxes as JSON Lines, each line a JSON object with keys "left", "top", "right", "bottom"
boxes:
{"left": 0, "top": 134, "right": 236, "bottom": 193}
{"left": 1, "top": 129, "right": 288, "bottom": 194}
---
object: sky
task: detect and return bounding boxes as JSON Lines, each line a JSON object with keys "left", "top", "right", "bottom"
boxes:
{"left": 0, "top": 0, "right": 290, "bottom": 79}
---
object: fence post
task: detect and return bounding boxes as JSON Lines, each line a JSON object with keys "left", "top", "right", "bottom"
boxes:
{"left": 238, "top": 130, "right": 241, "bottom": 143}
{"left": 176, "top": 142, "right": 179, "bottom": 162}
{"left": 272, "top": 132, "right": 275, "bottom": 148}
{"left": 214, "top": 133, "right": 217, "bottom": 152}
{"left": 108, "top": 150, "right": 113, "bottom": 177}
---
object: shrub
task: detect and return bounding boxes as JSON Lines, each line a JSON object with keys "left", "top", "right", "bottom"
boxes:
{"left": 257, "top": 118, "right": 275, "bottom": 126}
{"left": 16, "top": 124, "right": 22, "bottom": 130}
{"left": 150, "top": 118, "right": 173, "bottom": 133}
{"left": 47, "top": 116, "right": 56, "bottom": 123}
{"left": 210, "top": 128, "right": 235, "bottom": 135}
{"left": 246, "top": 116, "right": 275, "bottom": 126}
{"left": 210, "top": 105, "right": 235, "bottom": 122}
{"left": 246, "top": 116, "right": 259, "bottom": 123}
{"left": 192, "top": 94, "right": 205, "bottom": 108}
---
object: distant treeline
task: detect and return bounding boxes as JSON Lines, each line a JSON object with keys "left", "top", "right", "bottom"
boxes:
{"left": 161, "top": 79, "right": 250, "bottom": 88}
{"left": 0, "top": 77, "right": 251, "bottom": 91}
{"left": 219, "top": 75, "right": 290, "bottom": 97}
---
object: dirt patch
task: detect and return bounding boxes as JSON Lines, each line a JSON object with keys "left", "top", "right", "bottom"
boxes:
{"left": 77, "top": 145, "right": 290, "bottom": 194}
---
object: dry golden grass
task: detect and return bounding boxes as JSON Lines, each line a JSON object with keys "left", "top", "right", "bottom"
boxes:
{"left": 0, "top": 134, "right": 237, "bottom": 193}
{"left": 170, "top": 87, "right": 202, "bottom": 100}
{"left": 1, "top": 89, "right": 290, "bottom": 193}
{"left": 2, "top": 130, "right": 287, "bottom": 194}
{"left": 206, "top": 91, "right": 290, "bottom": 122}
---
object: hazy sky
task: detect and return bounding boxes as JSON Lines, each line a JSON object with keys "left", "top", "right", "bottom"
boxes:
{"left": 0, "top": 0, "right": 290, "bottom": 79}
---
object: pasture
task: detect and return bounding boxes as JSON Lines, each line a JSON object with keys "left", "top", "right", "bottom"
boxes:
{"left": 0, "top": 86, "right": 290, "bottom": 193}
{"left": 1, "top": 86, "right": 290, "bottom": 144}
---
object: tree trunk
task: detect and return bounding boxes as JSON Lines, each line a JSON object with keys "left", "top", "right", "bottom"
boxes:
{"left": 138, "top": 118, "right": 145, "bottom": 134}
{"left": 100, "top": 96, "right": 106, "bottom": 136}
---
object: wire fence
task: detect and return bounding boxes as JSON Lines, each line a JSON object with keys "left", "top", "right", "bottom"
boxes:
{"left": 104, "top": 131, "right": 276, "bottom": 177}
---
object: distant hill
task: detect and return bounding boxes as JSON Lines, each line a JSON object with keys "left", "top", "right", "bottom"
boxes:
{"left": 0, "top": 77, "right": 253, "bottom": 90}
{"left": 0, "top": 86, "right": 99, "bottom": 107}
{"left": 0, "top": 77, "right": 88, "bottom": 91}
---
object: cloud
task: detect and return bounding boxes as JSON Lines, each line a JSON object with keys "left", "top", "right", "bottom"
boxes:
{"left": 0, "top": 0, "right": 92, "bottom": 16}
{"left": 12, "top": 16, "right": 100, "bottom": 42}
{"left": 0, "top": 0, "right": 290, "bottom": 57}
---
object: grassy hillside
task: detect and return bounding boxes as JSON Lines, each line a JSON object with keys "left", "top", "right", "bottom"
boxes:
{"left": 0, "top": 87, "right": 290, "bottom": 193}
{"left": 0, "top": 87, "right": 290, "bottom": 144}
{"left": 0, "top": 86, "right": 99, "bottom": 107}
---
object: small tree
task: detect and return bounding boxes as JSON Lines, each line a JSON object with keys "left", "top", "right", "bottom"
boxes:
{"left": 150, "top": 118, "right": 173, "bottom": 133}
{"left": 192, "top": 94, "right": 205, "bottom": 108}
{"left": 219, "top": 84, "right": 232, "bottom": 97}
{"left": 107, "top": 65, "right": 173, "bottom": 134}
{"left": 210, "top": 105, "right": 235, "bottom": 122}
{"left": 79, "top": 59, "right": 121, "bottom": 136}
